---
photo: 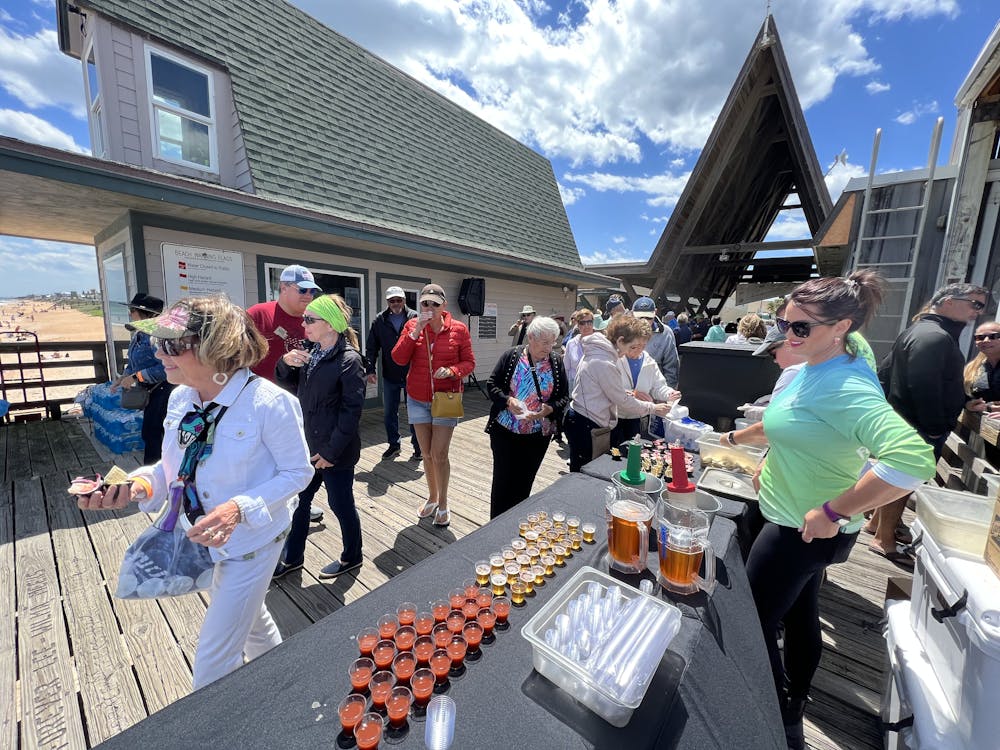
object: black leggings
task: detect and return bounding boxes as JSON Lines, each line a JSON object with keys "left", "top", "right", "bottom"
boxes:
{"left": 489, "top": 427, "right": 551, "bottom": 519}
{"left": 745, "top": 522, "right": 858, "bottom": 701}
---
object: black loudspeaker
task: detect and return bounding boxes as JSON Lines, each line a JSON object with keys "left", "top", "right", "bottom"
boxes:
{"left": 458, "top": 277, "right": 486, "bottom": 316}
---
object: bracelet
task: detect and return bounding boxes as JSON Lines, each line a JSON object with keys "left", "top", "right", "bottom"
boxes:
{"left": 726, "top": 431, "right": 737, "bottom": 446}
{"left": 130, "top": 476, "right": 152, "bottom": 499}
{"left": 821, "top": 501, "right": 846, "bottom": 522}
{"left": 232, "top": 501, "right": 243, "bottom": 524}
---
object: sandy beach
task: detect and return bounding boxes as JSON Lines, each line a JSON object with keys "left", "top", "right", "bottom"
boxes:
{"left": 0, "top": 299, "right": 113, "bottom": 343}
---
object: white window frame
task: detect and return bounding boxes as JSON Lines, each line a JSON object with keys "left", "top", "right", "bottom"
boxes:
{"left": 144, "top": 44, "right": 218, "bottom": 173}
{"left": 82, "top": 37, "right": 106, "bottom": 158}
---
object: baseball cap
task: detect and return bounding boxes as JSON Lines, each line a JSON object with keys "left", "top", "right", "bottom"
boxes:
{"left": 631, "top": 296, "right": 656, "bottom": 319}
{"left": 280, "top": 264, "right": 321, "bottom": 290}
{"left": 605, "top": 294, "right": 625, "bottom": 314}
{"left": 123, "top": 293, "right": 164, "bottom": 315}
{"left": 752, "top": 326, "right": 787, "bottom": 357}
{"left": 419, "top": 283, "right": 447, "bottom": 304}
{"left": 385, "top": 286, "right": 405, "bottom": 301}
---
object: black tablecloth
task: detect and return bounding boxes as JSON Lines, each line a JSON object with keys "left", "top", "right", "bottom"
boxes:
{"left": 98, "top": 473, "right": 783, "bottom": 750}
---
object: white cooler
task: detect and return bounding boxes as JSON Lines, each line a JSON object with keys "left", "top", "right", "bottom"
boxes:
{"left": 910, "top": 521, "right": 1000, "bottom": 749}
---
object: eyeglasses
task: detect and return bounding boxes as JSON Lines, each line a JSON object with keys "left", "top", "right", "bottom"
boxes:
{"left": 302, "top": 315, "right": 323, "bottom": 325}
{"left": 387, "top": 298, "right": 405, "bottom": 304}
{"left": 953, "top": 297, "right": 986, "bottom": 311}
{"left": 974, "top": 332, "right": 1000, "bottom": 342}
{"left": 297, "top": 287, "right": 319, "bottom": 296}
{"left": 775, "top": 317, "right": 839, "bottom": 338}
{"left": 421, "top": 301, "right": 441, "bottom": 308}
{"left": 153, "top": 336, "right": 198, "bottom": 356}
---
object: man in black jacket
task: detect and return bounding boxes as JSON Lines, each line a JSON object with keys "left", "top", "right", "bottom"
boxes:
{"left": 871, "top": 282, "right": 989, "bottom": 560}
{"left": 365, "top": 287, "right": 420, "bottom": 460}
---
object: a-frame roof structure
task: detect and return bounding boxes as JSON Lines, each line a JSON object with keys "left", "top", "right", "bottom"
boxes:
{"left": 592, "top": 16, "right": 832, "bottom": 313}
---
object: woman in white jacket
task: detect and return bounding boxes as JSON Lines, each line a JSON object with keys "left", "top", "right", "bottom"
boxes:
{"left": 612, "top": 343, "right": 679, "bottom": 445}
{"left": 564, "top": 316, "right": 673, "bottom": 471}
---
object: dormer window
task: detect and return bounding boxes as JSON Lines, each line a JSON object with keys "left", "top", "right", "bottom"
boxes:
{"left": 145, "top": 46, "right": 217, "bottom": 172}
{"left": 83, "top": 43, "right": 106, "bottom": 158}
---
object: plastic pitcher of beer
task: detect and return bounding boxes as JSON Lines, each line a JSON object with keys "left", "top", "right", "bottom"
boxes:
{"left": 604, "top": 485, "right": 653, "bottom": 574}
{"left": 655, "top": 501, "right": 716, "bottom": 595}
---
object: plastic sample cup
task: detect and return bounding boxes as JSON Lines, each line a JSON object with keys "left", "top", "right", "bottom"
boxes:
{"left": 567, "top": 516, "right": 581, "bottom": 533}
{"left": 446, "top": 610, "right": 466, "bottom": 635}
{"left": 491, "top": 572, "right": 507, "bottom": 597}
{"left": 429, "top": 649, "right": 451, "bottom": 687}
{"left": 582, "top": 522, "right": 597, "bottom": 543}
{"left": 414, "top": 611, "right": 435, "bottom": 636}
{"left": 392, "top": 650, "right": 416, "bottom": 685}
{"left": 373, "top": 639, "right": 396, "bottom": 670}
{"left": 541, "top": 554, "right": 556, "bottom": 576}
{"left": 505, "top": 563, "right": 521, "bottom": 585}
{"left": 425, "top": 695, "right": 456, "bottom": 750}
{"left": 462, "top": 620, "right": 483, "bottom": 660}
{"left": 477, "top": 607, "right": 496, "bottom": 640}
{"left": 354, "top": 712, "right": 384, "bottom": 750}
{"left": 386, "top": 685, "right": 412, "bottom": 727}
{"left": 532, "top": 564, "right": 546, "bottom": 586}
{"left": 461, "top": 599, "right": 480, "bottom": 621}
{"left": 397, "top": 602, "right": 417, "bottom": 627}
{"left": 357, "top": 626, "right": 379, "bottom": 657}
{"left": 432, "top": 623, "right": 452, "bottom": 649}
{"left": 410, "top": 667, "right": 435, "bottom": 708}
{"left": 349, "top": 657, "right": 375, "bottom": 692}
{"left": 339, "top": 693, "right": 367, "bottom": 735}
{"left": 510, "top": 581, "right": 527, "bottom": 606}
{"left": 475, "top": 587, "right": 493, "bottom": 610}
{"left": 431, "top": 599, "right": 450, "bottom": 624}
{"left": 518, "top": 570, "right": 535, "bottom": 595}
{"left": 394, "top": 625, "right": 416, "bottom": 652}
{"left": 413, "top": 635, "right": 435, "bottom": 666}
{"left": 463, "top": 579, "right": 480, "bottom": 600}
{"left": 446, "top": 634, "right": 467, "bottom": 674}
{"left": 377, "top": 614, "right": 399, "bottom": 640}
{"left": 475, "top": 560, "right": 491, "bottom": 585}
{"left": 369, "top": 670, "right": 395, "bottom": 711}
{"left": 489, "top": 554, "right": 505, "bottom": 574}
{"left": 448, "top": 588, "right": 466, "bottom": 610}
{"left": 518, "top": 518, "right": 531, "bottom": 537}
{"left": 493, "top": 596, "right": 511, "bottom": 629}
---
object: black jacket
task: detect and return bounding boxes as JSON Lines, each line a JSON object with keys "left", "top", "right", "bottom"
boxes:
{"left": 878, "top": 314, "right": 967, "bottom": 437}
{"left": 485, "top": 346, "right": 570, "bottom": 434}
{"left": 275, "top": 337, "right": 365, "bottom": 468}
{"left": 365, "top": 306, "right": 418, "bottom": 384}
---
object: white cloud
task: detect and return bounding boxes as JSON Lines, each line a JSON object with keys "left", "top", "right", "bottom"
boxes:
{"left": 0, "top": 10, "right": 13, "bottom": 23}
{"left": 303, "top": 0, "right": 958, "bottom": 168}
{"left": 825, "top": 159, "right": 867, "bottom": 200}
{"left": 0, "top": 27, "right": 86, "bottom": 117}
{"left": 612, "top": 235, "right": 626, "bottom": 244}
{"left": 640, "top": 213, "right": 669, "bottom": 224}
{"left": 558, "top": 182, "right": 585, "bottom": 206}
{"left": 895, "top": 99, "right": 939, "bottom": 125}
{"left": 764, "top": 212, "right": 812, "bottom": 241}
{"left": 0, "top": 237, "right": 98, "bottom": 297}
{"left": 866, "top": 80, "right": 890, "bottom": 94}
{"left": 580, "top": 246, "right": 647, "bottom": 266}
{"left": 670, "top": 157, "right": 685, "bottom": 168}
{"left": 563, "top": 170, "right": 690, "bottom": 208}
{"left": 0, "top": 109, "right": 88, "bottom": 152}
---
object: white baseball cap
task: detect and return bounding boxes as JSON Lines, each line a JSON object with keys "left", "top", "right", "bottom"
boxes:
{"left": 385, "top": 286, "right": 405, "bottom": 300}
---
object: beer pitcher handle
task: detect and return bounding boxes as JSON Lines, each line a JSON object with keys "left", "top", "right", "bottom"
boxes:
{"left": 638, "top": 516, "right": 648, "bottom": 562}
{"left": 695, "top": 540, "right": 716, "bottom": 595}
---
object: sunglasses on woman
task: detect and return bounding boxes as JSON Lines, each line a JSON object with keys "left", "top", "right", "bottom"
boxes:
{"left": 577, "top": 319, "right": 595, "bottom": 326}
{"left": 301, "top": 315, "right": 323, "bottom": 325}
{"left": 153, "top": 336, "right": 198, "bottom": 356}
{"left": 420, "top": 300, "right": 441, "bottom": 308}
{"left": 974, "top": 332, "right": 1000, "bottom": 342}
{"left": 775, "top": 317, "right": 838, "bottom": 338}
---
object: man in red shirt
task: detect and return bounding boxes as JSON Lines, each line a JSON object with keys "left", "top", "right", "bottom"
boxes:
{"left": 248, "top": 264, "right": 324, "bottom": 522}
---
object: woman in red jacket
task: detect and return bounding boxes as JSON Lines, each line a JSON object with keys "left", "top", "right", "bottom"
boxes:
{"left": 392, "top": 283, "right": 475, "bottom": 526}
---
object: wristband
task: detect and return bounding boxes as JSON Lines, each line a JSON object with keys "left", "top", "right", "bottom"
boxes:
{"left": 130, "top": 476, "right": 152, "bottom": 499}
{"left": 822, "top": 501, "right": 850, "bottom": 526}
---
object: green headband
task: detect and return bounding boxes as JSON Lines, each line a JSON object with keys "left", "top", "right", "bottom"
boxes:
{"left": 306, "top": 295, "right": 348, "bottom": 332}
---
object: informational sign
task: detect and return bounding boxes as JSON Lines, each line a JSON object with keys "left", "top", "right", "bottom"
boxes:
{"left": 483, "top": 303, "right": 498, "bottom": 317}
{"left": 478, "top": 315, "right": 497, "bottom": 340}
{"left": 162, "top": 243, "right": 245, "bottom": 303}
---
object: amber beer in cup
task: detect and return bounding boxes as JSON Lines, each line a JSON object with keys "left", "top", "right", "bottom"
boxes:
{"left": 581, "top": 522, "right": 597, "bottom": 543}
{"left": 475, "top": 560, "right": 491, "bottom": 585}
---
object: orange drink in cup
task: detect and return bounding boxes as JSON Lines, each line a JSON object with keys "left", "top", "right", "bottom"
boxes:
{"left": 392, "top": 650, "right": 416, "bottom": 685}
{"left": 369, "top": 670, "right": 395, "bottom": 711}
{"left": 413, "top": 635, "right": 435, "bottom": 666}
{"left": 357, "top": 626, "right": 379, "bottom": 657}
{"left": 354, "top": 712, "right": 383, "bottom": 750}
{"left": 493, "top": 596, "right": 511, "bottom": 629}
{"left": 339, "top": 693, "right": 366, "bottom": 736}
{"left": 396, "top": 602, "right": 416, "bottom": 627}
{"left": 386, "top": 686, "right": 412, "bottom": 728}
{"left": 410, "top": 667, "right": 434, "bottom": 710}
{"left": 377, "top": 614, "right": 399, "bottom": 640}
{"left": 414, "top": 611, "right": 434, "bottom": 636}
{"left": 394, "top": 625, "right": 416, "bottom": 652}
{"left": 349, "top": 657, "right": 374, "bottom": 692}
{"left": 373, "top": 640, "right": 396, "bottom": 671}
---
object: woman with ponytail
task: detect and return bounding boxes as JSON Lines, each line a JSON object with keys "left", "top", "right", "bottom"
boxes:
{"left": 275, "top": 293, "right": 367, "bottom": 579}
{"left": 745, "top": 270, "right": 935, "bottom": 748}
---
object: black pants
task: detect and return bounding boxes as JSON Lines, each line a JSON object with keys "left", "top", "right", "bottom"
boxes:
{"left": 489, "top": 427, "right": 551, "bottom": 519}
{"left": 141, "top": 383, "right": 174, "bottom": 464}
{"left": 746, "top": 522, "right": 857, "bottom": 701}
{"left": 563, "top": 409, "right": 601, "bottom": 473}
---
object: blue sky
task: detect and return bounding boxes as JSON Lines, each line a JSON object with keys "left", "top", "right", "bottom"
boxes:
{"left": 0, "top": 0, "right": 997, "bottom": 297}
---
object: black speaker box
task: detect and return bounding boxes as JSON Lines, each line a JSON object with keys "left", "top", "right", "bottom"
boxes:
{"left": 458, "top": 277, "right": 486, "bottom": 316}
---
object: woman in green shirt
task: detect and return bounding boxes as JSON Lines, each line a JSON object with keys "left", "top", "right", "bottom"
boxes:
{"left": 745, "top": 270, "right": 935, "bottom": 749}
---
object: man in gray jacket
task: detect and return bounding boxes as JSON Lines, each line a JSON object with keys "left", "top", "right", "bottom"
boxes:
{"left": 631, "top": 297, "right": 679, "bottom": 387}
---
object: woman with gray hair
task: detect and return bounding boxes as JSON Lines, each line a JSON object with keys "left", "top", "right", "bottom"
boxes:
{"left": 485, "top": 316, "right": 570, "bottom": 518}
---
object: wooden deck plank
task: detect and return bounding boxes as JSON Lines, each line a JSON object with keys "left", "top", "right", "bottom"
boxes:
{"left": 60, "top": 419, "right": 103, "bottom": 469}
{"left": 26, "top": 423, "right": 56, "bottom": 478}
{"left": 40, "top": 473, "right": 147, "bottom": 745}
{"left": 43, "top": 420, "right": 82, "bottom": 475}
{"left": 7, "top": 423, "right": 31, "bottom": 482}
{"left": 13, "top": 477, "right": 88, "bottom": 750}
{"left": 0, "top": 487, "right": 17, "bottom": 750}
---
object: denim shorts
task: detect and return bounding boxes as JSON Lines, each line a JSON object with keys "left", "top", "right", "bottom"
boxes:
{"left": 407, "top": 395, "right": 460, "bottom": 427}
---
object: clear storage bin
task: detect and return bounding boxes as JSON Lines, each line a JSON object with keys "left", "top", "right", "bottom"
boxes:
{"left": 696, "top": 433, "right": 767, "bottom": 475}
{"left": 663, "top": 417, "right": 713, "bottom": 452}
{"left": 521, "top": 566, "right": 681, "bottom": 727}
{"left": 914, "top": 485, "right": 992, "bottom": 558}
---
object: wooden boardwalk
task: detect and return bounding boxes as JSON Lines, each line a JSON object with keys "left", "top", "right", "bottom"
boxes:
{"left": 1, "top": 392, "right": 906, "bottom": 749}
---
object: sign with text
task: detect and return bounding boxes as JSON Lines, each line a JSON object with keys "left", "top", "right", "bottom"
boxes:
{"left": 162, "top": 243, "right": 245, "bottom": 303}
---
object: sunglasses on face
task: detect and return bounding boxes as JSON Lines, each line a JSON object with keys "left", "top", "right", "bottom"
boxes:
{"left": 296, "top": 287, "right": 319, "bottom": 296}
{"left": 974, "top": 332, "right": 1000, "bottom": 342}
{"left": 153, "top": 336, "right": 198, "bottom": 357}
{"left": 301, "top": 315, "right": 324, "bottom": 325}
{"left": 387, "top": 298, "right": 405, "bottom": 304}
{"left": 775, "top": 317, "right": 839, "bottom": 338}
{"left": 577, "top": 319, "right": 595, "bottom": 326}
{"left": 421, "top": 301, "right": 441, "bottom": 308}
{"left": 952, "top": 297, "right": 986, "bottom": 311}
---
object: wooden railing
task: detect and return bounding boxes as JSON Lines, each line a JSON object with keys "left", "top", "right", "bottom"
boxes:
{"left": 0, "top": 340, "right": 128, "bottom": 420}
{"left": 941, "top": 410, "right": 1000, "bottom": 494}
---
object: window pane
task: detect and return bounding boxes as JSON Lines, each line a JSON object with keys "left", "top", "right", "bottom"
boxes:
{"left": 150, "top": 53, "right": 210, "bottom": 117}
{"left": 156, "top": 109, "right": 210, "bottom": 167}
{"left": 87, "top": 50, "right": 100, "bottom": 104}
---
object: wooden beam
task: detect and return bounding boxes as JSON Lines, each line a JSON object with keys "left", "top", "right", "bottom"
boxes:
{"left": 680, "top": 239, "right": 814, "bottom": 255}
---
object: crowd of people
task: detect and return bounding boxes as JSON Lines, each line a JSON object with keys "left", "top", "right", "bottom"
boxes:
{"left": 71, "top": 264, "right": 993, "bottom": 746}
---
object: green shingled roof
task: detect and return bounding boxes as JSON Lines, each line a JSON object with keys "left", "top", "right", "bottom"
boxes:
{"left": 77, "top": 0, "right": 582, "bottom": 270}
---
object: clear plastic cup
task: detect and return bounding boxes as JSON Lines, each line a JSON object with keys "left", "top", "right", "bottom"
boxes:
{"left": 425, "top": 695, "right": 456, "bottom": 750}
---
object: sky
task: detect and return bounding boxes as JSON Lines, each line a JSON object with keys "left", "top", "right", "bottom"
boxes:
{"left": 0, "top": 0, "right": 997, "bottom": 298}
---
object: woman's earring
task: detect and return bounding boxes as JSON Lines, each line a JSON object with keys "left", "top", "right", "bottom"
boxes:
{"left": 833, "top": 337, "right": 841, "bottom": 344}
{"left": 213, "top": 372, "right": 229, "bottom": 386}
